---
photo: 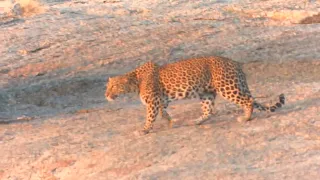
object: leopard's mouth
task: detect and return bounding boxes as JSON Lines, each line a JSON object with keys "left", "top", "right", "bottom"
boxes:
{"left": 106, "top": 95, "right": 118, "bottom": 101}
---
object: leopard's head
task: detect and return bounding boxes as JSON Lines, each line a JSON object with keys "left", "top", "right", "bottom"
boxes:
{"left": 105, "top": 75, "right": 138, "bottom": 101}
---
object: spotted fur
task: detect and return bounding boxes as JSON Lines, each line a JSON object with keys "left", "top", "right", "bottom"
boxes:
{"left": 105, "top": 56, "right": 285, "bottom": 135}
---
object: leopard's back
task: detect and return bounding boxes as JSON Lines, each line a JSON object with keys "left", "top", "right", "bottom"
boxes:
{"left": 158, "top": 57, "right": 241, "bottom": 101}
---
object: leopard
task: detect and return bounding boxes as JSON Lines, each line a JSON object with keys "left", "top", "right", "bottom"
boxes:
{"left": 105, "top": 56, "right": 285, "bottom": 135}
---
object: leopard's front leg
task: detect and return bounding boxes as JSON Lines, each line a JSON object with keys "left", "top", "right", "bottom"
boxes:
{"left": 138, "top": 95, "right": 161, "bottom": 135}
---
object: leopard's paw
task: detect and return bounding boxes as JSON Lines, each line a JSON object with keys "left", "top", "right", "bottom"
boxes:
{"left": 133, "top": 129, "right": 150, "bottom": 137}
{"left": 237, "top": 116, "right": 250, "bottom": 123}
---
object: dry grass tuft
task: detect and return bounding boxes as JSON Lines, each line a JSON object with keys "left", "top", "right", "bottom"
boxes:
{"left": 223, "top": 6, "right": 319, "bottom": 23}
{"left": 0, "top": 0, "right": 45, "bottom": 17}
{"left": 266, "top": 10, "right": 312, "bottom": 22}
{"left": 15, "top": 0, "right": 45, "bottom": 17}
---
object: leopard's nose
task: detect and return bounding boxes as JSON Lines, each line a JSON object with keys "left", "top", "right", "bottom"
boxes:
{"left": 106, "top": 93, "right": 117, "bottom": 101}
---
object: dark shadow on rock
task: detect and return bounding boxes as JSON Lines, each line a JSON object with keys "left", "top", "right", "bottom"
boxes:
{"left": 299, "top": 13, "right": 320, "bottom": 24}
{"left": 0, "top": 70, "right": 117, "bottom": 123}
{"left": 0, "top": 18, "right": 25, "bottom": 28}
{"left": 0, "top": 118, "right": 35, "bottom": 125}
{"left": 44, "top": 0, "right": 72, "bottom": 5}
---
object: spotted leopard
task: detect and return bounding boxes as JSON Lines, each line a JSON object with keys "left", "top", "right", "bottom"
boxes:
{"left": 105, "top": 56, "right": 285, "bottom": 135}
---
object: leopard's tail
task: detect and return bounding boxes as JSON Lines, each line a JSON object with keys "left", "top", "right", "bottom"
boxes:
{"left": 253, "top": 94, "right": 285, "bottom": 112}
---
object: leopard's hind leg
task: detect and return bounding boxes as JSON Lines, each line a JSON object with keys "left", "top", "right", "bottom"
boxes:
{"left": 214, "top": 68, "right": 254, "bottom": 122}
{"left": 159, "top": 98, "right": 173, "bottom": 128}
{"left": 217, "top": 90, "right": 254, "bottom": 122}
{"left": 195, "top": 91, "right": 217, "bottom": 125}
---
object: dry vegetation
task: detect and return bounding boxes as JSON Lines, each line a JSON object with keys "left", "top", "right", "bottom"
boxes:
{"left": 0, "top": 0, "right": 44, "bottom": 17}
